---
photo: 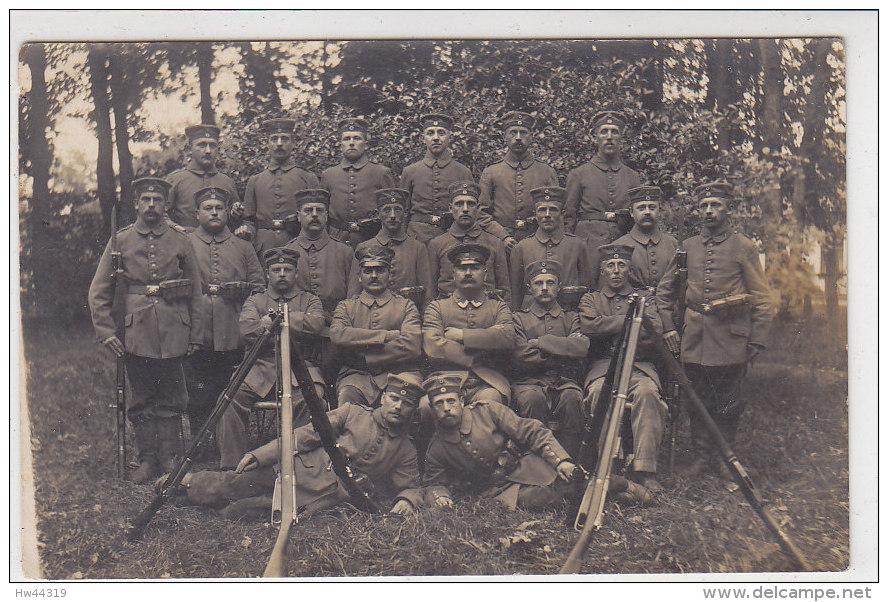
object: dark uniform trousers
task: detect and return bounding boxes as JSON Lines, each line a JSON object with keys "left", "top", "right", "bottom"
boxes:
{"left": 321, "top": 156, "right": 396, "bottom": 247}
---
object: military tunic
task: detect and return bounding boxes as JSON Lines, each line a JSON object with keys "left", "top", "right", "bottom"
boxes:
{"left": 613, "top": 226, "right": 679, "bottom": 293}
{"left": 285, "top": 231, "right": 354, "bottom": 317}
{"left": 185, "top": 404, "right": 424, "bottom": 513}
{"left": 347, "top": 231, "right": 434, "bottom": 306}
{"left": 423, "top": 400, "right": 571, "bottom": 510}
{"left": 479, "top": 151, "right": 559, "bottom": 239}
{"left": 166, "top": 160, "right": 240, "bottom": 229}
{"left": 427, "top": 225, "right": 511, "bottom": 303}
{"left": 243, "top": 161, "right": 319, "bottom": 258}
{"left": 564, "top": 156, "right": 641, "bottom": 248}
{"left": 320, "top": 156, "right": 396, "bottom": 244}
{"left": 400, "top": 150, "right": 474, "bottom": 243}
{"left": 329, "top": 291, "right": 423, "bottom": 406}
{"left": 508, "top": 229, "right": 594, "bottom": 310}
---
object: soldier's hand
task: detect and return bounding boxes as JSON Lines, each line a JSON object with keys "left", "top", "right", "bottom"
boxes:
{"left": 233, "top": 224, "right": 254, "bottom": 241}
{"left": 556, "top": 460, "right": 578, "bottom": 482}
{"left": 444, "top": 327, "right": 464, "bottom": 342}
{"left": 390, "top": 499, "right": 414, "bottom": 515}
{"left": 102, "top": 335, "right": 125, "bottom": 358}
{"left": 229, "top": 201, "right": 245, "bottom": 220}
{"left": 503, "top": 236, "right": 518, "bottom": 252}
{"left": 186, "top": 343, "right": 202, "bottom": 357}
{"left": 434, "top": 495, "right": 453, "bottom": 509}
{"left": 746, "top": 343, "right": 765, "bottom": 365}
{"left": 663, "top": 330, "right": 681, "bottom": 356}
{"left": 527, "top": 338, "right": 539, "bottom": 348}
{"left": 259, "top": 314, "right": 274, "bottom": 332}
{"left": 235, "top": 453, "right": 259, "bottom": 473}
{"left": 383, "top": 330, "right": 401, "bottom": 343}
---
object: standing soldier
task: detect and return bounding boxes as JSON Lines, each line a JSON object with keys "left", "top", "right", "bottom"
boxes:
{"left": 215, "top": 247, "right": 326, "bottom": 470}
{"left": 330, "top": 244, "right": 423, "bottom": 408}
{"left": 241, "top": 118, "right": 320, "bottom": 260}
{"left": 564, "top": 111, "right": 642, "bottom": 271}
{"left": 321, "top": 117, "right": 396, "bottom": 247}
{"left": 657, "top": 181, "right": 773, "bottom": 478}
{"left": 428, "top": 181, "right": 511, "bottom": 303}
{"left": 511, "top": 260, "right": 589, "bottom": 457}
{"left": 479, "top": 111, "right": 559, "bottom": 249}
{"left": 509, "top": 186, "right": 595, "bottom": 310}
{"left": 422, "top": 243, "right": 516, "bottom": 406}
{"left": 347, "top": 188, "right": 434, "bottom": 307}
{"left": 166, "top": 124, "right": 241, "bottom": 231}
{"left": 88, "top": 177, "right": 204, "bottom": 483}
{"left": 185, "top": 186, "right": 265, "bottom": 441}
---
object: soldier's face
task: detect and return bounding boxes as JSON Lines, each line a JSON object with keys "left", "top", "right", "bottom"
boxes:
{"left": 504, "top": 126, "right": 531, "bottom": 155}
{"left": 268, "top": 133, "right": 294, "bottom": 161}
{"left": 267, "top": 262, "right": 297, "bottom": 292}
{"left": 359, "top": 264, "right": 391, "bottom": 295}
{"left": 134, "top": 191, "right": 166, "bottom": 225}
{"left": 430, "top": 392, "right": 464, "bottom": 429}
{"left": 529, "top": 273, "right": 560, "bottom": 305}
{"left": 379, "top": 203, "right": 406, "bottom": 233}
{"left": 340, "top": 131, "right": 367, "bottom": 162}
{"left": 192, "top": 137, "right": 219, "bottom": 170}
{"left": 602, "top": 259, "right": 629, "bottom": 290}
{"left": 631, "top": 200, "right": 659, "bottom": 229}
{"left": 534, "top": 201, "right": 563, "bottom": 233}
{"left": 453, "top": 262, "right": 486, "bottom": 291}
{"left": 197, "top": 198, "right": 228, "bottom": 233}
{"left": 451, "top": 196, "right": 479, "bottom": 227}
{"left": 699, "top": 198, "right": 729, "bottom": 229}
{"left": 423, "top": 126, "right": 451, "bottom": 156}
{"left": 299, "top": 202, "right": 328, "bottom": 234}
{"left": 595, "top": 124, "right": 622, "bottom": 157}
{"left": 379, "top": 391, "right": 417, "bottom": 426}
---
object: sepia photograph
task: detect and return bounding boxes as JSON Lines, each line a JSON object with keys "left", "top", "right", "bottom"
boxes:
{"left": 11, "top": 9, "right": 876, "bottom": 589}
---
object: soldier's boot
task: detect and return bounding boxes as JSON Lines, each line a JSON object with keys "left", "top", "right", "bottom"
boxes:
{"left": 131, "top": 419, "right": 160, "bottom": 484}
{"left": 156, "top": 416, "right": 184, "bottom": 474}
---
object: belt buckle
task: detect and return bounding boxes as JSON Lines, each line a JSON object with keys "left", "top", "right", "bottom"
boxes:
{"left": 208, "top": 284, "right": 221, "bottom": 295}
{"left": 348, "top": 221, "right": 360, "bottom": 232}
{"left": 146, "top": 284, "right": 161, "bottom": 296}
{"left": 515, "top": 219, "right": 527, "bottom": 230}
{"left": 701, "top": 303, "right": 712, "bottom": 314}
{"left": 272, "top": 219, "right": 284, "bottom": 229}
{"left": 430, "top": 215, "right": 441, "bottom": 226}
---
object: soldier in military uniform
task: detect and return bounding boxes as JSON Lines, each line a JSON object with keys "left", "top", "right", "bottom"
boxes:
{"left": 509, "top": 185, "right": 595, "bottom": 310}
{"left": 479, "top": 111, "right": 559, "bottom": 249}
{"left": 88, "top": 177, "right": 204, "bottom": 483}
{"left": 161, "top": 373, "right": 426, "bottom": 519}
{"left": 564, "top": 111, "right": 642, "bottom": 271}
{"left": 657, "top": 181, "right": 773, "bottom": 477}
{"left": 240, "top": 118, "right": 320, "bottom": 260}
{"left": 428, "top": 181, "right": 511, "bottom": 303}
{"left": 422, "top": 243, "right": 515, "bottom": 406}
{"left": 422, "top": 373, "right": 577, "bottom": 511}
{"left": 185, "top": 186, "right": 265, "bottom": 444}
{"left": 215, "top": 248, "right": 327, "bottom": 470}
{"left": 320, "top": 117, "right": 397, "bottom": 247}
{"left": 166, "top": 124, "right": 242, "bottom": 231}
{"left": 347, "top": 188, "right": 434, "bottom": 307}
{"left": 511, "top": 260, "right": 589, "bottom": 457}
{"left": 330, "top": 245, "right": 423, "bottom": 408}
{"left": 579, "top": 244, "right": 667, "bottom": 493}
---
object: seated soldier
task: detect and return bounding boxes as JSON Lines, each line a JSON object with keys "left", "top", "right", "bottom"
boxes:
{"left": 158, "top": 373, "right": 425, "bottom": 519}
{"left": 578, "top": 243, "right": 667, "bottom": 495}
{"left": 511, "top": 260, "right": 589, "bottom": 457}
{"left": 330, "top": 244, "right": 422, "bottom": 408}
{"left": 215, "top": 247, "right": 327, "bottom": 470}
{"left": 422, "top": 242, "right": 515, "bottom": 406}
{"left": 422, "top": 373, "right": 577, "bottom": 511}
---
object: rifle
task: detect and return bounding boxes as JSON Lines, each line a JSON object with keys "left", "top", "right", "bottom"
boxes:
{"left": 561, "top": 296, "right": 646, "bottom": 574}
{"left": 126, "top": 312, "right": 282, "bottom": 542}
{"left": 109, "top": 204, "right": 127, "bottom": 479}
{"left": 639, "top": 313, "right": 812, "bottom": 572}
{"left": 667, "top": 248, "right": 688, "bottom": 474}
{"left": 264, "top": 304, "right": 298, "bottom": 578}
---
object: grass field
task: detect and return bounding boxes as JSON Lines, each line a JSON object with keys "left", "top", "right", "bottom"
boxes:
{"left": 22, "top": 316, "right": 848, "bottom": 579}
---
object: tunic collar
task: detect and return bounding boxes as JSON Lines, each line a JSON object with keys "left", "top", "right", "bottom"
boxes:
{"left": 267, "top": 287, "right": 300, "bottom": 302}
{"left": 194, "top": 226, "right": 232, "bottom": 243}
{"left": 534, "top": 227, "right": 564, "bottom": 245}
{"left": 602, "top": 283, "right": 633, "bottom": 298}
{"left": 453, "top": 292, "right": 485, "bottom": 309}
{"left": 339, "top": 155, "right": 370, "bottom": 170}
{"left": 186, "top": 158, "right": 218, "bottom": 176}
{"left": 134, "top": 218, "right": 168, "bottom": 236}
{"left": 701, "top": 226, "right": 732, "bottom": 244}
{"left": 422, "top": 149, "right": 453, "bottom": 168}
{"left": 590, "top": 154, "right": 624, "bottom": 172}
{"left": 295, "top": 230, "right": 331, "bottom": 251}
{"left": 376, "top": 229, "right": 407, "bottom": 245}
{"left": 529, "top": 301, "right": 563, "bottom": 318}
{"left": 268, "top": 159, "right": 299, "bottom": 173}
{"left": 359, "top": 290, "right": 394, "bottom": 307}
{"left": 504, "top": 150, "right": 536, "bottom": 170}
{"left": 447, "top": 224, "right": 483, "bottom": 240}
{"left": 629, "top": 225, "right": 662, "bottom": 245}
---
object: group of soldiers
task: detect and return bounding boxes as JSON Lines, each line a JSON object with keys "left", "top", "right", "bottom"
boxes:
{"left": 88, "top": 108, "right": 773, "bottom": 519}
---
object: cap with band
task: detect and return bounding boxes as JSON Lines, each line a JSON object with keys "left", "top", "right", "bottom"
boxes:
{"left": 597, "top": 243, "right": 634, "bottom": 263}
{"left": 448, "top": 180, "right": 481, "bottom": 202}
{"left": 337, "top": 117, "right": 370, "bottom": 135}
{"left": 525, "top": 259, "right": 563, "bottom": 282}
{"left": 185, "top": 124, "right": 220, "bottom": 142}
{"left": 530, "top": 186, "right": 567, "bottom": 206}
{"left": 694, "top": 180, "right": 733, "bottom": 203}
{"left": 423, "top": 372, "right": 465, "bottom": 401}
{"left": 376, "top": 188, "right": 410, "bottom": 210}
{"left": 591, "top": 111, "right": 627, "bottom": 132}
{"left": 628, "top": 186, "right": 662, "bottom": 204}
{"left": 133, "top": 177, "right": 171, "bottom": 197}
{"left": 262, "top": 118, "right": 296, "bottom": 135}
{"left": 385, "top": 372, "right": 425, "bottom": 404}
{"left": 501, "top": 111, "right": 536, "bottom": 130}
{"left": 294, "top": 188, "right": 331, "bottom": 208}
{"left": 263, "top": 247, "right": 299, "bottom": 267}
{"left": 356, "top": 244, "right": 394, "bottom": 268}
{"left": 446, "top": 242, "right": 491, "bottom": 267}
{"left": 194, "top": 186, "right": 232, "bottom": 207}
{"left": 420, "top": 113, "right": 454, "bottom": 131}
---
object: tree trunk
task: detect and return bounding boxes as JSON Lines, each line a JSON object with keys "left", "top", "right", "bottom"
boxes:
{"left": 197, "top": 42, "right": 215, "bottom": 124}
{"left": 639, "top": 39, "right": 663, "bottom": 111}
{"left": 239, "top": 42, "right": 282, "bottom": 120}
{"left": 108, "top": 46, "right": 135, "bottom": 223}
{"left": 705, "top": 39, "right": 734, "bottom": 152}
{"left": 821, "top": 235, "right": 840, "bottom": 316}
{"left": 758, "top": 38, "right": 784, "bottom": 153}
{"left": 87, "top": 44, "right": 118, "bottom": 241}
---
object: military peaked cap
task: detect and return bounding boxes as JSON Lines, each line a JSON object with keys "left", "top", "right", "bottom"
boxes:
{"left": 356, "top": 243, "right": 394, "bottom": 268}
{"left": 597, "top": 243, "right": 634, "bottom": 263}
{"left": 446, "top": 242, "right": 490, "bottom": 267}
{"left": 695, "top": 180, "right": 733, "bottom": 203}
{"left": 386, "top": 372, "right": 425, "bottom": 403}
{"left": 185, "top": 124, "right": 220, "bottom": 141}
{"left": 423, "top": 372, "right": 465, "bottom": 401}
{"left": 262, "top": 118, "right": 297, "bottom": 134}
{"left": 263, "top": 247, "right": 299, "bottom": 267}
{"left": 376, "top": 188, "right": 410, "bottom": 209}
{"left": 628, "top": 185, "right": 662, "bottom": 204}
{"left": 448, "top": 180, "right": 481, "bottom": 202}
{"left": 530, "top": 186, "right": 567, "bottom": 206}
{"left": 525, "top": 259, "right": 563, "bottom": 283}
{"left": 591, "top": 110, "right": 627, "bottom": 131}
{"left": 194, "top": 186, "right": 232, "bottom": 207}
{"left": 133, "top": 177, "right": 171, "bottom": 197}
{"left": 337, "top": 117, "right": 370, "bottom": 135}
{"left": 294, "top": 188, "right": 331, "bottom": 208}
{"left": 501, "top": 111, "right": 536, "bottom": 130}
{"left": 420, "top": 113, "right": 454, "bottom": 131}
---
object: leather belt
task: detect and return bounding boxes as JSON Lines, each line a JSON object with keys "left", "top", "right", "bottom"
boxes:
{"left": 577, "top": 212, "right": 610, "bottom": 222}
{"left": 257, "top": 218, "right": 292, "bottom": 230}
{"left": 203, "top": 284, "right": 223, "bottom": 296}
{"left": 127, "top": 283, "right": 163, "bottom": 296}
